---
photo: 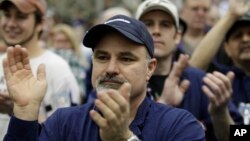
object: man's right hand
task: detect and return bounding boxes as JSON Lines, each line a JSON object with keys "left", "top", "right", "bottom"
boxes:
{"left": 228, "top": 0, "right": 250, "bottom": 18}
{"left": 3, "top": 45, "right": 47, "bottom": 121}
{"left": 158, "top": 54, "right": 190, "bottom": 106}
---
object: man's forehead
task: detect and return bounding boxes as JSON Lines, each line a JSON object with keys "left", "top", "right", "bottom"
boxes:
{"left": 142, "top": 10, "right": 175, "bottom": 21}
{"left": 94, "top": 44, "right": 147, "bottom": 57}
{"left": 185, "top": 0, "right": 211, "bottom": 7}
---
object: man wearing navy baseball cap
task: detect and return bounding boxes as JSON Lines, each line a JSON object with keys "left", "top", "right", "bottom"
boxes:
{"left": 3, "top": 15, "right": 205, "bottom": 141}
{"left": 83, "top": 14, "right": 154, "bottom": 58}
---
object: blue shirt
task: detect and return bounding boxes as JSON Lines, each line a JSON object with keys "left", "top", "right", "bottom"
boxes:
{"left": 4, "top": 97, "right": 205, "bottom": 141}
{"left": 148, "top": 66, "right": 243, "bottom": 141}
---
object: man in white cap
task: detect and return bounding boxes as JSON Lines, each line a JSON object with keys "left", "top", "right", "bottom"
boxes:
{"left": 136, "top": 0, "right": 243, "bottom": 140}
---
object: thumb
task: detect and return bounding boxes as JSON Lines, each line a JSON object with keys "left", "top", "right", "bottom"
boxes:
{"left": 119, "top": 82, "right": 131, "bottom": 102}
{"left": 226, "top": 71, "right": 235, "bottom": 83}
{"left": 37, "top": 64, "right": 46, "bottom": 81}
{"left": 180, "top": 79, "right": 190, "bottom": 94}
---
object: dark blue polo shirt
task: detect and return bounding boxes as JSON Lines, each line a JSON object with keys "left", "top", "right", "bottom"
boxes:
{"left": 4, "top": 97, "right": 205, "bottom": 141}
{"left": 148, "top": 66, "right": 243, "bottom": 141}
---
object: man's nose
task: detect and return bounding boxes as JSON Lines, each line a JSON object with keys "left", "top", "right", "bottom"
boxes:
{"left": 152, "top": 24, "right": 161, "bottom": 36}
{"left": 242, "top": 33, "right": 250, "bottom": 42}
{"left": 105, "top": 59, "right": 119, "bottom": 75}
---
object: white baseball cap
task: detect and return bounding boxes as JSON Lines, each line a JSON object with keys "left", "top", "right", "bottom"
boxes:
{"left": 135, "top": 0, "right": 179, "bottom": 28}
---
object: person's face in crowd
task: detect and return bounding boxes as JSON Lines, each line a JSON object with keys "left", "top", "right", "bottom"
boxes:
{"left": 140, "top": 10, "right": 181, "bottom": 59}
{"left": 53, "top": 32, "right": 72, "bottom": 50}
{"left": 0, "top": 5, "right": 41, "bottom": 46}
{"left": 91, "top": 32, "right": 156, "bottom": 99}
{"left": 181, "top": 0, "right": 211, "bottom": 30}
{"left": 225, "top": 25, "right": 250, "bottom": 64}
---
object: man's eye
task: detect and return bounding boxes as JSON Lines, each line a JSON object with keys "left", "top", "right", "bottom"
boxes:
{"left": 3, "top": 12, "right": 10, "bottom": 18}
{"left": 162, "top": 22, "right": 173, "bottom": 28}
{"left": 121, "top": 57, "right": 134, "bottom": 62}
{"left": 144, "top": 21, "right": 153, "bottom": 27}
{"left": 96, "top": 55, "right": 109, "bottom": 60}
{"left": 17, "top": 14, "right": 28, "bottom": 19}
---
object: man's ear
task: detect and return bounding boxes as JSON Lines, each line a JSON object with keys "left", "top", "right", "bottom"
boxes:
{"left": 146, "top": 58, "right": 157, "bottom": 81}
{"left": 174, "top": 30, "right": 182, "bottom": 45}
{"left": 224, "top": 42, "right": 232, "bottom": 57}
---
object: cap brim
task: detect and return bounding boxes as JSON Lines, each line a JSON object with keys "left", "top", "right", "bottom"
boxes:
{"left": 138, "top": 5, "right": 178, "bottom": 28}
{"left": 83, "top": 24, "right": 144, "bottom": 48}
{"left": 0, "top": 0, "right": 36, "bottom": 14}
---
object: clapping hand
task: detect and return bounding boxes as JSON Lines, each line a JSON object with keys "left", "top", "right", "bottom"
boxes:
{"left": 158, "top": 54, "right": 190, "bottom": 106}
{"left": 90, "top": 83, "right": 133, "bottom": 141}
{"left": 3, "top": 45, "right": 47, "bottom": 120}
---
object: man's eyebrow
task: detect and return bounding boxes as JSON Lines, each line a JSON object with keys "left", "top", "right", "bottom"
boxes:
{"left": 141, "top": 19, "right": 153, "bottom": 22}
{"left": 94, "top": 50, "right": 108, "bottom": 55}
{"left": 119, "top": 52, "right": 136, "bottom": 57}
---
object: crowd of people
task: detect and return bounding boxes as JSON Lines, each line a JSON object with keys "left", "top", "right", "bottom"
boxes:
{"left": 0, "top": 0, "right": 250, "bottom": 141}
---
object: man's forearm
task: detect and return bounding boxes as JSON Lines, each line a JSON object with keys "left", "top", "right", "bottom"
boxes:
{"left": 190, "top": 12, "right": 238, "bottom": 70}
{"left": 211, "top": 108, "right": 234, "bottom": 141}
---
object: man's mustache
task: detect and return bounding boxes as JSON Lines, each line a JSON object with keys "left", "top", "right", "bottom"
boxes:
{"left": 98, "top": 75, "right": 127, "bottom": 84}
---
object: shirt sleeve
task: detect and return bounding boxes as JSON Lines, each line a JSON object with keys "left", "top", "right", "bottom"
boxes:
{"left": 4, "top": 116, "right": 39, "bottom": 141}
{"left": 4, "top": 110, "right": 62, "bottom": 141}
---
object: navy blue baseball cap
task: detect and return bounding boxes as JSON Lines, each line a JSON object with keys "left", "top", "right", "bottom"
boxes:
{"left": 83, "top": 15, "right": 154, "bottom": 58}
{"left": 226, "top": 11, "right": 250, "bottom": 41}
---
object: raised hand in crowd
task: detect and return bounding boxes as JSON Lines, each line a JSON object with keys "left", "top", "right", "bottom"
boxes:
{"left": 90, "top": 83, "right": 132, "bottom": 141}
{"left": 3, "top": 45, "right": 47, "bottom": 121}
{"left": 203, "top": 71, "right": 235, "bottom": 141}
{"left": 158, "top": 54, "right": 190, "bottom": 106}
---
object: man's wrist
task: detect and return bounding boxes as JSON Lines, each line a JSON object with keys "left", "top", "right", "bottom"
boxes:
{"left": 13, "top": 104, "right": 40, "bottom": 121}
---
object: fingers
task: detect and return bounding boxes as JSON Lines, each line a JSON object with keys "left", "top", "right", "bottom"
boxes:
{"left": 202, "top": 71, "right": 233, "bottom": 106}
{"left": 14, "top": 45, "right": 24, "bottom": 70}
{"left": 202, "top": 85, "right": 218, "bottom": 106}
{"left": 179, "top": 79, "right": 190, "bottom": 94}
{"left": 3, "top": 58, "right": 12, "bottom": 81}
{"left": 168, "top": 54, "right": 189, "bottom": 83}
{"left": 6, "top": 47, "right": 17, "bottom": 73}
{"left": 90, "top": 94, "right": 124, "bottom": 128}
{"left": 37, "top": 64, "right": 46, "bottom": 81}
{"left": 203, "top": 73, "right": 224, "bottom": 95}
{"left": 90, "top": 83, "right": 131, "bottom": 128}
{"left": 89, "top": 109, "right": 108, "bottom": 128}
{"left": 226, "top": 71, "right": 235, "bottom": 83}
{"left": 118, "top": 82, "right": 131, "bottom": 103}
{"left": 20, "top": 47, "right": 31, "bottom": 70}
{"left": 5, "top": 45, "right": 30, "bottom": 74}
{"left": 213, "top": 71, "right": 233, "bottom": 94}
